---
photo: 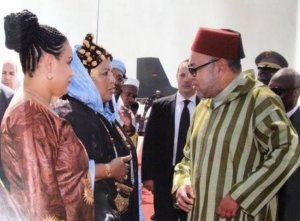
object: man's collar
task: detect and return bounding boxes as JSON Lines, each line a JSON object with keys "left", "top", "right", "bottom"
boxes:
{"left": 213, "top": 74, "right": 243, "bottom": 108}
{"left": 177, "top": 91, "right": 197, "bottom": 104}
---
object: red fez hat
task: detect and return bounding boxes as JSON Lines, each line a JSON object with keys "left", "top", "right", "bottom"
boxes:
{"left": 191, "top": 27, "right": 245, "bottom": 60}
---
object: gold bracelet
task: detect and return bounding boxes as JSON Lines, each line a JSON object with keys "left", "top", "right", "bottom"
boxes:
{"left": 105, "top": 163, "right": 111, "bottom": 178}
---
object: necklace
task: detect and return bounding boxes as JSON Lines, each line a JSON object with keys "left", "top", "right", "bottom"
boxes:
{"left": 23, "top": 88, "right": 61, "bottom": 119}
{"left": 24, "top": 88, "right": 51, "bottom": 108}
{"left": 98, "top": 116, "right": 134, "bottom": 183}
{"left": 113, "top": 122, "right": 135, "bottom": 185}
{"left": 98, "top": 116, "right": 134, "bottom": 213}
{"left": 99, "top": 117, "right": 118, "bottom": 157}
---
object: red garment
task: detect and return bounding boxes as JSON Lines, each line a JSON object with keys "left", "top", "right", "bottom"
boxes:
{"left": 1, "top": 99, "right": 94, "bottom": 221}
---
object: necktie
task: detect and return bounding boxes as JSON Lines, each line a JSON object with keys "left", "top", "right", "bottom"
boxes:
{"left": 176, "top": 100, "right": 190, "bottom": 163}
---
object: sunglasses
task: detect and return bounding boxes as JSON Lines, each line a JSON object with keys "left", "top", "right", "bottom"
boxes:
{"left": 270, "top": 87, "right": 294, "bottom": 96}
{"left": 188, "top": 59, "right": 219, "bottom": 77}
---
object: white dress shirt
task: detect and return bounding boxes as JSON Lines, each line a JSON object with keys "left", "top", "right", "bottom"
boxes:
{"left": 172, "top": 92, "right": 197, "bottom": 165}
{"left": 287, "top": 105, "right": 299, "bottom": 118}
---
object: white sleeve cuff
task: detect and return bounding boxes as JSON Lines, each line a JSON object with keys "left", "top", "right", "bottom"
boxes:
{"left": 89, "top": 160, "right": 95, "bottom": 192}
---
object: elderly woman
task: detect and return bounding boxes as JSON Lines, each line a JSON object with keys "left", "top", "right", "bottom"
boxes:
{"left": 53, "top": 34, "right": 139, "bottom": 221}
{"left": 0, "top": 10, "right": 93, "bottom": 220}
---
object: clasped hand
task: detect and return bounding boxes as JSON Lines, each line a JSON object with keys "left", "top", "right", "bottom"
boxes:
{"left": 176, "top": 186, "right": 239, "bottom": 218}
{"left": 175, "top": 185, "right": 195, "bottom": 212}
{"left": 216, "top": 194, "right": 239, "bottom": 218}
{"left": 110, "top": 155, "right": 131, "bottom": 182}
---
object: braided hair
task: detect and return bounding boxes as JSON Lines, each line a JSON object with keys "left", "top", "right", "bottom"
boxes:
{"left": 4, "top": 9, "right": 67, "bottom": 77}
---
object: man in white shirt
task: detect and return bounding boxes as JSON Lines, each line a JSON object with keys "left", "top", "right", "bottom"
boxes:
{"left": 117, "top": 77, "right": 140, "bottom": 129}
{"left": 142, "top": 59, "right": 199, "bottom": 221}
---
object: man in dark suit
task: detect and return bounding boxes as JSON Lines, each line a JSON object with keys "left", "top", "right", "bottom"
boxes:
{"left": 142, "top": 59, "right": 199, "bottom": 221}
{"left": 0, "top": 83, "right": 14, "bottom": 124}
{"left": 268, "top": 67, "right": 300, "bottom": 221}
{"left": 0, "top": 83, "right": 14, "bottom": 188}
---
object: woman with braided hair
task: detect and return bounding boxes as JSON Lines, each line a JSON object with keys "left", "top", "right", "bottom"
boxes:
{"left": 0, "top": 10, "right": 94, "bottom": 220}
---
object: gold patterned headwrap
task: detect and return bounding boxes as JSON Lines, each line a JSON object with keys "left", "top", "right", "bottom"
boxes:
{"left": 77, "top": 33, "right": 112, "bottom": 73}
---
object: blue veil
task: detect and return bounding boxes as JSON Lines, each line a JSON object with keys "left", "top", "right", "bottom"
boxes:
{"left": 67, "top": 46, "right": 117, "bottom": 122}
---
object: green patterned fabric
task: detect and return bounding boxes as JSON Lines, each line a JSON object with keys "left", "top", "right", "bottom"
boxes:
{"left": 173, "top": 72, "right": 300, "bottom": 221}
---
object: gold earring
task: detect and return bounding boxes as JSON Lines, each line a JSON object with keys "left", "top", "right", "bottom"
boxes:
{"left": 47, "top": 73, "right": 53, "bottom": 80}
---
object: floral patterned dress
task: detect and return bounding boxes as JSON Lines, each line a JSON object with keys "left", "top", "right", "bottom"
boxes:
{"left": 0, "top": 97, "right": 94, "bottom": 221}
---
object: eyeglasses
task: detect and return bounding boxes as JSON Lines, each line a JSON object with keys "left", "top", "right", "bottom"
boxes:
{"left": 188, "top": 59, "right": 219, "bottom": 77}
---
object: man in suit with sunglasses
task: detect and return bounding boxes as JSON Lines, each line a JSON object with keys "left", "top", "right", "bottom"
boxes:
{"left": 269, "top": 68, "right": 300, "bottom": 221}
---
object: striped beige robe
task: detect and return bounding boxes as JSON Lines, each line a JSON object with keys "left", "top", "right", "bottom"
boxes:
{"left": 173, "top": 73, "right": 300, "bottom": 221}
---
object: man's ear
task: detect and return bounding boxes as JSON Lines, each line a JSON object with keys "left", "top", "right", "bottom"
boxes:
{"left": 214, "top": 59, "right": 226, "bottom": 77}
{"left": 217, "top": 59, "right": 227, "bottom": 73}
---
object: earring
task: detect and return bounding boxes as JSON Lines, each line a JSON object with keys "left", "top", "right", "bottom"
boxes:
{"left": 47, "top": 73, "right": 53, "bottom": 80}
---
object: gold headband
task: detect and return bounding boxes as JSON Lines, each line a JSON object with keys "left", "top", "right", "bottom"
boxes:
{"left": 77, "top": 33, "right": 112, "bottom": 72}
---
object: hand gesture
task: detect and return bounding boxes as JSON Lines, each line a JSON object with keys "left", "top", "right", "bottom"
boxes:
{"left": 118, "top": 106, "right": 132, "bottom": 127}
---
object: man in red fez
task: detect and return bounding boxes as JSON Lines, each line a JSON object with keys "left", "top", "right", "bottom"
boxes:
{"left": 172, "top": 27, "right": 300, "bottom": 221}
